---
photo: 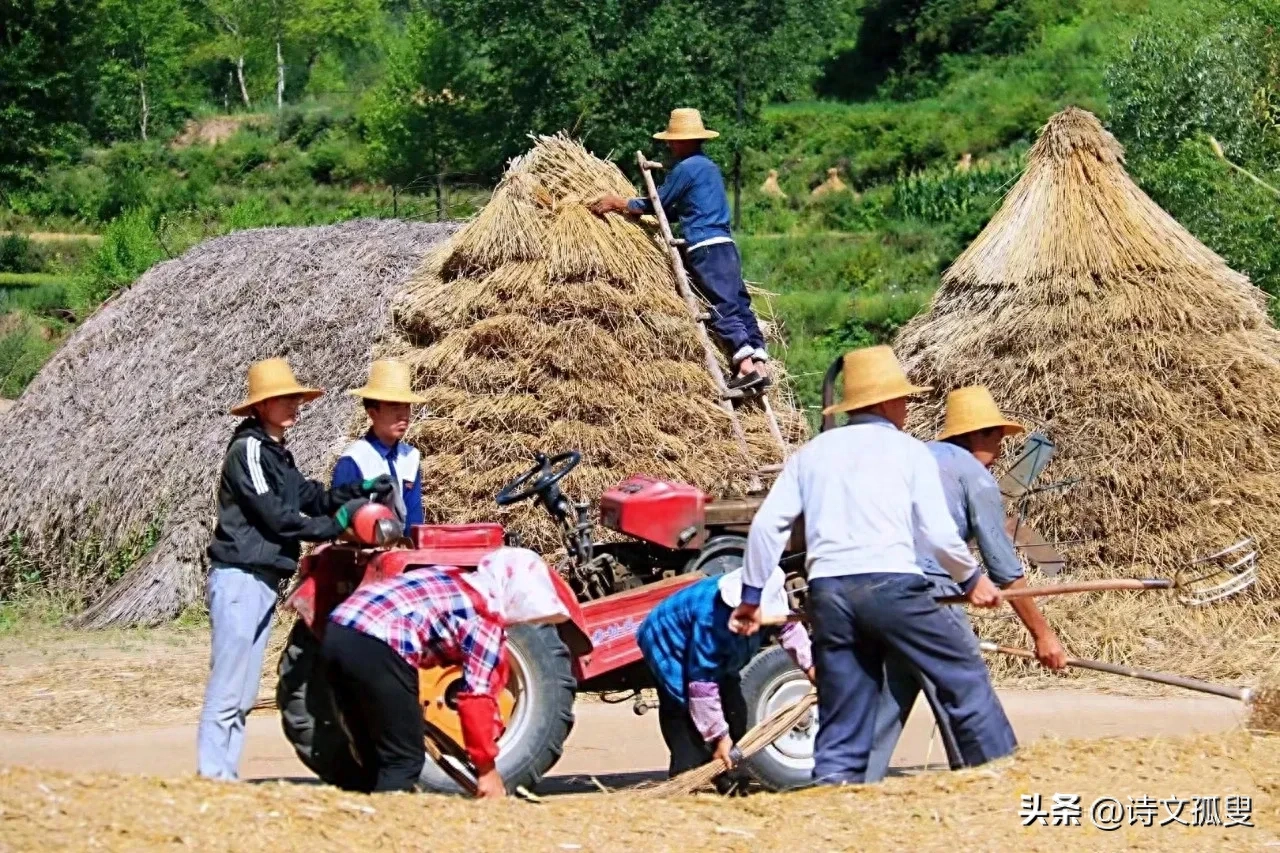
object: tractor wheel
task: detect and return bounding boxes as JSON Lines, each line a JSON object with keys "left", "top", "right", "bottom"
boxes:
{"left": 417, "top": 623, "right": 576, "bottom": 794}
{"left": 275, "top": 621, "right": 366, "bottom": 789}
{"left": 684, "top": 534, "right": 746, "bottom": 577}
{"left": 740, "top": 645, "right": 817, "bottom": 791}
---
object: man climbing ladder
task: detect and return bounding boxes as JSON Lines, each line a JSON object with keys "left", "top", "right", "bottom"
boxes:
{"left": 591, "top": 108, "right": 771, "bottom": 395}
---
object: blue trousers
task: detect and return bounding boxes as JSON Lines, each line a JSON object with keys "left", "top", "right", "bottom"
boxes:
{"left": 196, "top": 567, "right": 279, "bottom": 780}
{"left": 685, "top": 242, "right": 765, "bottom": 362}
{"left": 864, "top": 604, "right": 971, "bottom": 782}
{"left": 808, "top": 573, "right": 1017, "bottom": 785}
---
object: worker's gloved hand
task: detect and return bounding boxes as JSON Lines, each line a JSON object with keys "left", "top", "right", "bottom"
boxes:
{"left": 334, "top": 498, "right": 370, "bottom": 531}
{"left": 361, "top": 474, "right": 395, "bottom": 499}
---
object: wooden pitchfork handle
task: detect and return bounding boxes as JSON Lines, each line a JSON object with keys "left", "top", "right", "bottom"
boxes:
{"left": 978, "top": 640, "right": 1253, "bottom": 702}
{"left": 936, "top": 577, "right": 1174, "bottom": 605}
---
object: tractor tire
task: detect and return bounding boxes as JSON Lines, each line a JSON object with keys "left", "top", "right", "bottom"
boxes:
{"left": 275, "top": 621, "right": 366, "bottom": 790}
{"left": 740, "top": 645, "right": 817, "bottom": 791}
{"left": 684, "top": 535, "right": 746, "bottom": 577}
{"left": 417, "top": 623, "right": 576, "bottom": 795}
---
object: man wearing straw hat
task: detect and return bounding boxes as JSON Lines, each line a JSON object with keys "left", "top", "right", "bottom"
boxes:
{"left": 729, "top": 346, "right": 1017, "bottom": 785}
{"left": 198, "top": 358, "right": 391, "bottom": 781}
{"left": 589, "top": 108, "right": 772, "bottom": 394}
{"left": 332, "top": 360, "right": 428, "bottom": 537}
{"left": 865, "top": 386, "right": 1066, "bottom": 783}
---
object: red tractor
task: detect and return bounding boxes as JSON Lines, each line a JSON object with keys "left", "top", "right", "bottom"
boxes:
{"left": 275, "top": 450, "right": 815, "bottom": 794}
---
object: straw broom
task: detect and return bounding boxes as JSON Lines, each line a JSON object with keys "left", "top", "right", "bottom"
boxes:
{"left": 642, "top": 688, "right": 817, "bottom": 797}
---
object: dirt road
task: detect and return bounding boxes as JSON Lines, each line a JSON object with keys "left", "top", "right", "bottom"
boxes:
{"left": 0, "top": 689, "right": 1245, "bottom": 791}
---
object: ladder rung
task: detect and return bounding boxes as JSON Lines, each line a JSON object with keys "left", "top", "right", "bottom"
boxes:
{"left": 721, "top": 389, "right": 746, "bottom": 401}
{"left": 695, "top": 312, "right": 711, "bottom": 322}
{"left": 641, "top": 159, "right": 664, "bottom": 170}
{"left": 668, "top": 238, "right": 687, "bottom": 247}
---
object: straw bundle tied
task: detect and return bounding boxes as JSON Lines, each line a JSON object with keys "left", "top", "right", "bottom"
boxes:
{"left": 896, "top": 106, "right": 1280, "bottom": 685}
{"left": 0, "top": 221, "right": 457, "bottom": 627}
{"left": 391, "top": 134, "right": 806, "bottom": 552}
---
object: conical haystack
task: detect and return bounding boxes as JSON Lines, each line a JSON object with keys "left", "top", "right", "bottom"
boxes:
{"left": 811, "top": 167, "right": 848, "bottom": 198}
{"left": 760, "top": 169, "right": 787, "bottom": 200}
{"left": 0, "top": 220, "right": 456, "bottom": 626}
{"left": 390, "top": 135, "right": 805, "bottom": 551}
{"left": 896, "top": 107, "right": 1280, "bottom": 684}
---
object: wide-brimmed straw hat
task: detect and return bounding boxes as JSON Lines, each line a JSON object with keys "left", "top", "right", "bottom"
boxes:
{"left": 936, "top": 386, "right": 1025, "bottom": 441}
{"left": 230, "top": 358, "right": 323, "bottom": 416}
{"left": 653, "top": 108, "right": 719, "bottom": 141}
{"left": 347, "top": 359, "right": 428, "bottom": 405}
{"left": 821, "top": 345, "right": 931, "bottom": 416}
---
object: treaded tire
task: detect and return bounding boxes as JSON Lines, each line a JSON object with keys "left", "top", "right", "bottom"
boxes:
{"left": 417, "top": 623, "right": 576, "bottom": 794}
{"left": 740, "top": 645, "right": 816, "bottom": 791}
{"left": 275, "top": 621, "right": 365, "bottom": 789}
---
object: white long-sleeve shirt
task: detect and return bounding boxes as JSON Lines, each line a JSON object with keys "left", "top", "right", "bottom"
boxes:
{"left": 741, "top": 414, "right": 979, "bottom": 602}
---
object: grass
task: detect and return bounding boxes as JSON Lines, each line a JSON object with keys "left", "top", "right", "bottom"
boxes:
{"left": 0, "top": 272, "right": 61, "bottom": 287}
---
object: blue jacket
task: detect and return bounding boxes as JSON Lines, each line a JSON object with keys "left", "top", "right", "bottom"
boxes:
{"left": 627, "top": 152, "right": 733, "bottom": 248}
{"left": 331, "top": 432, "right": 424, "bottom": 535}
{"left": 637, "top": 576, "right": 763, "bottom": 706}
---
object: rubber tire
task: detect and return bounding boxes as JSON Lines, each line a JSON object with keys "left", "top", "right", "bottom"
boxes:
{"left": 417, "top": 623, "right": 576, "bottom": 794}
{"left": 740, "top": 645, "right": 816, "bottom": 792}
{"left": 275, "top": 621, "right": 367, "bottom": 790}
{"left": 684, "top": 535, "right": 746, "bottom": 577}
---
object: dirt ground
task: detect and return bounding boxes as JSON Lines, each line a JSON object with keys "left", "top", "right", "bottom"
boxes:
{"left": 2, "top": 622, "right": 1276, "bottom": 852}
{"left": 0, "top": 732, "right": 1275, "bottom": 852}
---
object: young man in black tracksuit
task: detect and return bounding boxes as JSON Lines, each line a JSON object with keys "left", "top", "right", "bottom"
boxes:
{"left": 197, "top": 358, "right": 393, "bottom": 781}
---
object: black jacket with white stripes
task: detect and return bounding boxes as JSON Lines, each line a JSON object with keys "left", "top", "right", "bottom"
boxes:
{"left": 207, "top": 418, "right": 345, "bottom": 580}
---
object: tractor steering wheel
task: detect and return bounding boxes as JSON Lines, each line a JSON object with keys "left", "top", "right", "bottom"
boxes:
{"left": 495, "top": 451, "right": 582, "bottom": 507}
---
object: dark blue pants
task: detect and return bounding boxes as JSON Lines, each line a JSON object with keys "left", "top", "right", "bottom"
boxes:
{"left": 685, "top": 242, "right": 765, "bottom": 361}
{"left": 808, "top": 573, "right": 1017, "bottom": 785}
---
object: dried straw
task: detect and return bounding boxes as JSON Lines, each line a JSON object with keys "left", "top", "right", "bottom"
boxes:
{"left": 390, "top": 135, "right": 805, "bottom": 551}
{"left": 896, "top": 106, "right": 1280, "bottom": 684}
{"left": 0, "top": 221, "right": 457, "bottom": 627}
{"left": 1249, "top": 688, "right": 1280, "bottom": 735}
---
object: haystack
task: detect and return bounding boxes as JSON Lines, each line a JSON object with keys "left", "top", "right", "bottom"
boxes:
{"left": 811, "top": 167, "right": 848, "bottom": 198}
{"left": 388, "top": 135, "right": 805, "bottom": 552}
{"left": 760, "top": 169, "right": 787, "bottom": 200}
{"left": 0, "top": 220, "right": 456, "bottom": 626}
{"left": 896, "top": 107, "right": 1280, "bottom": 683}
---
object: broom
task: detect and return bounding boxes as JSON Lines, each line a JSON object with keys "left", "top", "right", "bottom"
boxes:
{"left": 642, "top": 689, "right": 818, "bottom": 797}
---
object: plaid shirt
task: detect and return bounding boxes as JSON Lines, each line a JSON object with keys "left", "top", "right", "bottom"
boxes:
{"left": 330, "top": 569, "right": 507, "bottom": 698}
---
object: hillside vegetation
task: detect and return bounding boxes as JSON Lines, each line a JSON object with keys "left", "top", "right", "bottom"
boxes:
{"left": 3, "top": 0, "right": 1279, "bottom": 420}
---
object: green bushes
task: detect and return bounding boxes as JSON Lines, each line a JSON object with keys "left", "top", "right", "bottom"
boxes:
{"left": 0, "top": 315, "right": 61, "bottom": 399}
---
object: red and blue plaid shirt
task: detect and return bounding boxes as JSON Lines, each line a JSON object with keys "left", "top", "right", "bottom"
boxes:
{"left": 330, "top": 568, "right": 507, "bottom": 698}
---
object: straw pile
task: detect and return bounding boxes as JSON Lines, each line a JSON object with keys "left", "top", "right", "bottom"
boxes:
{"left": 811, "top": 167, "right": 848, "bottom": 198}
{"left": 759, "top": 169, "right": 786, "bottom": 200}
{"left": 0, "top": 732, "right": 1274, "bottom": 851}
{"left": 0, "top": 220, "right": 456, "bottom": 627}
{"left": 896, "top": 107, "right": 1280, "bottom": 684}
{"left": 387, "top": 135, "right": 805, "bottom": 551}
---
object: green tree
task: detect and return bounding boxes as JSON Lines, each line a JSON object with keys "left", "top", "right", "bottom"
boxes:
{"left": 95, "top": 0, "right": 200, "bottom": 141}
{"left": 0, "top": 0, "right": 96, "bottom": 190}
{"left": 363, "top": 12, "right": 489, "bottom": 213}
{"left": 197, "top": 0, "right": 259, "bottom": 108}
{"left": 287, "top": 0, "right": 383, "bottom": 93}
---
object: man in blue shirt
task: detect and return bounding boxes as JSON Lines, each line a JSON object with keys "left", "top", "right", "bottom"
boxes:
{"left": 865, "top": 386, "right": 1067, "bottom": 782}
{"left": 331, "top": 360, "right": 425, "bottom": 535}
{"left": 591, "top": 108, "right": 770, "bottom": 394}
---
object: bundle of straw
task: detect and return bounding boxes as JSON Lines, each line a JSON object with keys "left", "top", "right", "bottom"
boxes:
{"left": 642, "top": 689, "right": 817, "bottom": 797}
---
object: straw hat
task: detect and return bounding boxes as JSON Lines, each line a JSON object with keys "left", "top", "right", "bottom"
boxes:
{"left": 347, "top": 359, "right": 428, "bottom": 405}
{"left": 229, "top": 358, "right": 322, "bottom": 416}
{"left": 936, "top": 386, "right": 1025, "bottom": 441}
{"left": 653, "top": 108, "right": 719, "bottom": 141}
{"left": 821, "top": 345, "right": 931, "bottom": 416}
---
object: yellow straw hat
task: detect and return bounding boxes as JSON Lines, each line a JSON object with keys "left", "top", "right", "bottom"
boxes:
{"left": 653, "top": 108, "right": 719, "bottom": 141}
{"left": 936, "top": 386, "right": 1025, "bottom": 441}
{"left": 229, "top": 358, "right": 323, "bottom": 416}
{"left": 821, "top": 345, "right": 931, "bottom": 416}
{"left": 347, "top": 359, "right": 428, "bottom": 405}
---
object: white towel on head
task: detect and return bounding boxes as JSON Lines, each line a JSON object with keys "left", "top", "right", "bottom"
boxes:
{"left": 458, "top": 547, "right": 570, "bottom": 626}
{"left": 717, "top": 566, "right": 792, "bottom": 621}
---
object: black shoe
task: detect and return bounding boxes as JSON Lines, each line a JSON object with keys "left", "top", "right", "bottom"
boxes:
{"left": 727, "top": 371, "right": 770, "bottom": 396}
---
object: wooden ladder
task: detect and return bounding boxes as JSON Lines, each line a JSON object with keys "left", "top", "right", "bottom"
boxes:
{"left": 636, "top": 152, "right": 789, "bottom": 488}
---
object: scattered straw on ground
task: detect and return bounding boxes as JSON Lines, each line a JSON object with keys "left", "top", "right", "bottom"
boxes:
{"left": 0, "top": 733, "right": 1274, "bottom": 851}
{"left": 896, "top": 106, "right": 1280, "bottom": 684}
